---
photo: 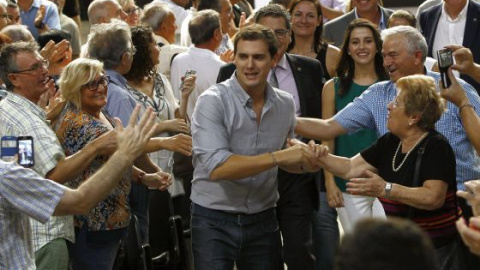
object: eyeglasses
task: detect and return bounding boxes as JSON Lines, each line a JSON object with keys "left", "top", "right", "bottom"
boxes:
{"left": 274, "top": 29, "right": 289, "bottom": 39}
{"left": 125, "top": 6, "right": 140, "bottom": 15}
{"left": 10, "top": 59, "right": 49, "bottom": 74}
{"left": 83, "top": 75, "right": 110, "bottom": 91}
{"left": 0, "top": 13, "right": 9, "bottom": 20}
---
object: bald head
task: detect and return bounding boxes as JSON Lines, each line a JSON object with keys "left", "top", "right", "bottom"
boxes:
{"left": 88, "top": 0, "right": 127, "bottom": 25}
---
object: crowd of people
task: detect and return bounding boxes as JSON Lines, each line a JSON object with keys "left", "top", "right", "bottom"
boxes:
{"left": 1, "top": 0, "right": 480, "bottom": 270}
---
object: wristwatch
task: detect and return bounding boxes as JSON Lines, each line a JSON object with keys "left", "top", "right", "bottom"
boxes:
{"left": 384, "top": 182, "right": 393, "bottom": 199}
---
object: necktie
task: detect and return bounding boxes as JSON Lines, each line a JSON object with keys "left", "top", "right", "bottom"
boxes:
{"left": 270, "top": 67, "right": 279, "bottom": 88}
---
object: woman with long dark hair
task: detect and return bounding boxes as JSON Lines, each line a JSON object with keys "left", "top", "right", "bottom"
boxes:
{"left": 322, "top": 18, "right": 389, "bottom": 232}
{"left": 287, "top": 0, "right": 340, "bottom": 81}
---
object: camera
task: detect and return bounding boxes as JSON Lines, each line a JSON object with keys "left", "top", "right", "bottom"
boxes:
{"left": 437, "top": 48, "right": 453, "bottom": 88}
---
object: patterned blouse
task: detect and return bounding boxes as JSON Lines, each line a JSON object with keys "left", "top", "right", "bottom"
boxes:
{"left": 53, "top": 102, "right": 132, "bottom": 231}
{"left": 126, "top": 72, "right": 178, "bottom": 176}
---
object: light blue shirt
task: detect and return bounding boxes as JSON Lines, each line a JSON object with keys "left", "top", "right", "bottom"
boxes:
{"left": 191, "top": 73, "right": 296, "bottom": 214}
{"left": 19, "top": 0, "right": 60, "bottom": 39}
{"left": 334, "top": 71, "right": 480, "bottom": 191}
{"left": 105, "top": 69, "right": 138, "bottom": 126}
{"left": 0, "top": 161, "right": 66, "bottom": 270}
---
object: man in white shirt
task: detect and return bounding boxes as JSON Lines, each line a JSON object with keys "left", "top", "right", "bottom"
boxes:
{"left": 180, "top": 0, "right": 233, "bottom": 55}
{"left": 171, "top": 9, "right": 225, "bottom": 119}
{"left": 142, "top": 2, "right": 188, "bottom": 81}
{"left": 419, "top": 0, "right": 480, "bottom": 94}
{"left": 156, "top": 0, "right": 191, "bottom": 44}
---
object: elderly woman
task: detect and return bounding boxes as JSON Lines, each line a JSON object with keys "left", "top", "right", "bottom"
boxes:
{"left": 53, "top": 58, "right": 171, "bottom": 270}
{"left": 310, "top": 75, "right": 460, "bottom": 267}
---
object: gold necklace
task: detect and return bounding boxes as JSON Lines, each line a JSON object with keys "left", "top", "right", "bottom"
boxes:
{"left": 391, "top": 132, "right": 428, "bottom": 172}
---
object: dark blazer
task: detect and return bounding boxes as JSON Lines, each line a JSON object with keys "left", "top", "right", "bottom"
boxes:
{"left": 216, "top": 53, "right": 324, "bottom": 210}
{"left": 323, "top": 5, "right": 394, "bottom": 47}
{"left": 420, "top": 1, "right": 480, "bottom": 93}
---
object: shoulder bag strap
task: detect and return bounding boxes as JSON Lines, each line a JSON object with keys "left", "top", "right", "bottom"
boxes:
{"left": 407, "top": 136, "right": 431, "bottom": 219}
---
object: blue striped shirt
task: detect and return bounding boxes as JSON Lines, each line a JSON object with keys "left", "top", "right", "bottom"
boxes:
{"left": 334, "top": 71, "right": 480, "bottom": 191}
{"left": 0, "top": 161, "right": 66, "bottom": 270}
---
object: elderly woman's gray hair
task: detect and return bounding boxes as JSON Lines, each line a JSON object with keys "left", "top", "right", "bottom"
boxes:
{"left": 87, "top": 21, "right": 131, "bottom": 69}
{"left": 396, "top": 75, "right": 445, "bottom": 130}
{"left": 381, "top": 25, "right": 428, "bottom": 64}
{"left": 141, "top": 2, "right": 173, "bottom": 32}
{"left": 59, "top": 58, "right": 105, "bottom": 109}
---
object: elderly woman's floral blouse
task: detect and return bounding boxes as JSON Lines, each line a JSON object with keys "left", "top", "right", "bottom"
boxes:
{"left": 53, "top": 102, "right": 132, "bottom": 231}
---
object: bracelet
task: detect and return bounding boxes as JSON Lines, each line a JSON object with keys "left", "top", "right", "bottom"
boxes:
{"left": 270, "top": 152, "right": 278, "bottom": 167}
{"left": 459, "top": 103, "right": 474, "bottom": 113}
{"left": 137, "top": 171, "right": 146, "bottom": 184}
{"left": 384, "top": 182, "right": 393, "bottom": 199}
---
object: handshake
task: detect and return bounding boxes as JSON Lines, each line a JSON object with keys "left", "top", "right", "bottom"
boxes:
{"left": 273, "top": 138, "right": 329, "bottom": 174}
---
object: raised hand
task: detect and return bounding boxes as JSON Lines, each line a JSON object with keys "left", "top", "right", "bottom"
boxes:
{"left": 115, "top": 106, "right": 157, "bottom": 160}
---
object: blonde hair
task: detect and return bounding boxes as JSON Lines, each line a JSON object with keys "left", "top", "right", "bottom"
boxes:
{"left": 58, "top": 58, "right": 104, "bottom": 109}
{"left": 396, "top": 75, "right": 445, "bottom": 130}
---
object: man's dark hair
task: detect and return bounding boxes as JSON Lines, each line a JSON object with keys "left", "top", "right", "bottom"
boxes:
{"left": 37, "top": 29, "right": 72, "bottom": 49}
{"left": 336, "top": 218, "right": 436, "bottom": 270}
{"left": 254, "top": 3, "right": 291, "bottom": 30}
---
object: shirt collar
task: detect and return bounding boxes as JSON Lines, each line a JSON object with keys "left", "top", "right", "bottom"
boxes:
{"left": 106, "top": 69, "right": 128, "bottom": 88}
{"left": 230, "top": 72, "right": 278, "bottom": 108}
{"left": 154, "top": 35, "right": 170, "bottom": 46}
{"left": 442, "top": 0, "right": 469, "bottom": 22}
{"left": 276, "top": 54, "right": 288, "bottom": 70}
{"left": 32, "top": 0, "right": 42, "bottom": 9}
{"left": 6, "top": 91, "right": 46, "bottom": 119}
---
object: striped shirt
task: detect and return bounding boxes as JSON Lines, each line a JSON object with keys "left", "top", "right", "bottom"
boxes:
{"left": 0, "top": 161, "right": 66, "bottom": 269}
{"left": 0, "top": 92, "right": 74, "bottom": 252}
{"left": 334, "top": 71, "right": 480, "bottom": 191}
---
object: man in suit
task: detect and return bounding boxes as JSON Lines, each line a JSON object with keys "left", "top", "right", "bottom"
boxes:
{"left": 419, "top": 0, "right": 480, "bottom": 95}
{"left": 217, "top": 4, "right": 323, "bottom": 270}
{"left": 323, "top": 0, "right": 393, "bottom": 47}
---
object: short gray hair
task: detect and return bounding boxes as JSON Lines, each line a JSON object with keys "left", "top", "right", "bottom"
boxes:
{"left": 87, "top": 22, "right": 131, "bottom": 69}
{"left": 189, "top": 10, "right": 220, "bottom": 46}
{"left": 0, "top": 25, "right": 34, "bottom": 42}
{"left": 0, "top": 41, "right": 39, "bottom": 90}
{"left": 381, "top": 25, "right": 427, "bottom": 64}
{"left": 141, "top": 2, "right": 173, "bottom": 32}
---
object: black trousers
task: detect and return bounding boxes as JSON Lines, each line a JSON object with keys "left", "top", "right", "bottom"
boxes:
{"left": 276, "top": 171, "right": 318, "bottom": 270}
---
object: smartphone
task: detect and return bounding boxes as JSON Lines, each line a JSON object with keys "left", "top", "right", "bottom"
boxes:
{"left": 17, "top": 136, "right": 34, "bottom": 168}
{"left": 437, "top": 48, "right": 453, "bottom": 88}
{"left": 180, "top": 69, "right": 196, "bottom": 91}
{"left": 1, "top": 136, "right": 17, "bottom": 162}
